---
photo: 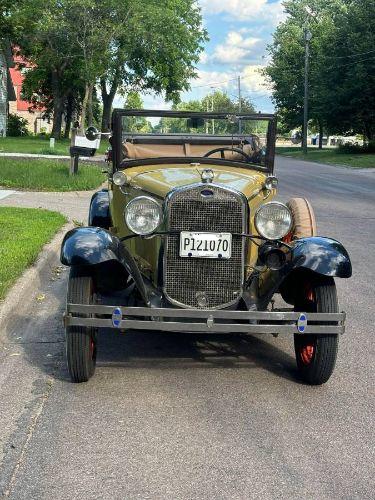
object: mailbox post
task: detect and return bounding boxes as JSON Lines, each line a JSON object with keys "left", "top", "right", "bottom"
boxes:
{"left": 69, "top": 123, "right": 100, "bottom": 175}
{"left": 69, "top": 124, "right": 79, "bottom": 175}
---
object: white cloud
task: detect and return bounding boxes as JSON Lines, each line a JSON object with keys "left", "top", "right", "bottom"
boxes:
{"left": 188, "top": 69, "right": 234, "bottom": 92}
{"left": 199, "top": 0, "right": 286, "bottom": 26}
{"left": 113, "top": 92, "right": 172, "bottom": 111}
{"left": 241, "top": 65, "right": 271, "bottom": 94}
{"left": 199, "top": 51, "right": 209, "bottom": 65}
{"left": 211, "top": 31, "right": 262, "bottom": 65}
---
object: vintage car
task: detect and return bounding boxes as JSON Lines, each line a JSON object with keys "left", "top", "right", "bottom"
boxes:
{"left": 61, "top": 109, "right": 352, "bottom": 384}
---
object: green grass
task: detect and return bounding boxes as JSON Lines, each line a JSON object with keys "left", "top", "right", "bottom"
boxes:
{"left": 0, "top": 158, "right": 105, "bottom": 191}
{"left": 276, "top": 147, "right": 375, "bottom": 168}
{"left": 0, "top": 136, "right": 107, "bottom": 155}
{"left": 0, "top": 207, "right": 66, "bottom": 299}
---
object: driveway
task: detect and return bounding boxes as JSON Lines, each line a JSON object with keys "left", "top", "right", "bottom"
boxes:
{"left": 0, "top": 157, "right": 374, "bottom": 499}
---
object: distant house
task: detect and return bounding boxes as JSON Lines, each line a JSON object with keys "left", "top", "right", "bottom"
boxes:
{"left": 9, "top": 52, "right": 52, "bottom": 134}
{"left": 0, "top": 41, "right": 16, "bottom": 136}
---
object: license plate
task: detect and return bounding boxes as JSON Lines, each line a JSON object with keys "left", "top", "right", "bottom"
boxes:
{"left": 179, "top": 232, "right": 232, "bottom": 259}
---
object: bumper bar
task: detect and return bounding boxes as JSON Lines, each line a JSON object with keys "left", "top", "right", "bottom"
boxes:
{"left": 64, "top": 304, "right": 346, "bottom": 335}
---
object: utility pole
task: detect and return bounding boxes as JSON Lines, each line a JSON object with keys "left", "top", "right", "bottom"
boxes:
{"left": 206, "top": 99, "right": 209, "bottom": 134}
{"left": 303, "top": 28, "right": 312, "bottom": 154}
{"left": 210, "top": 86, "right": 215, "bottom": 134}
{"left": 238, "top": 75, "right": 242, "bottom": 134}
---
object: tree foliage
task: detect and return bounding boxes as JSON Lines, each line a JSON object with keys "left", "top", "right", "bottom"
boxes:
{"left": 7, "top": 0, "right": 207, "bottom": 137}
{"left": 265, "top": 0, "right": 375, "bottom": 142}
{"left": 155, "top": 91, "right": 260, "bottom": 134}
{"left": 6, "top": 113, "right": 29, "bottom": 136}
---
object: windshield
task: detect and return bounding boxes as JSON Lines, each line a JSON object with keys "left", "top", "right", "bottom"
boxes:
{"left": 112, "top": 109, "right": 276, "bottom": 172}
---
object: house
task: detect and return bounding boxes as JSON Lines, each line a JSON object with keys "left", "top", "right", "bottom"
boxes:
{"left": 9, "top": 52, "right": 52, "bottom": 134}
{"left": 0, "top": 40, "right": 16, "bottom": 136}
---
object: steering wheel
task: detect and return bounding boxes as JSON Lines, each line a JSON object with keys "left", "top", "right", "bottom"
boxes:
{"left": 203, "top": 147, "right": 252, "bottom": 162}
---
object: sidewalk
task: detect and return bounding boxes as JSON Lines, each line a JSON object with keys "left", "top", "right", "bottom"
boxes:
{"left": 0, "top": 189, "right": 94, "bottom": 222}
{"left": 0, "top": 152, "right": 105, "bottom": 163}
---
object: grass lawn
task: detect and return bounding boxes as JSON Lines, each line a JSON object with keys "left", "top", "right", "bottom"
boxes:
{"left": 0, "top": 158, "right": 105, "bottom": 191}
{"left": 0, "top": 136, "right": 108, "bottom": 155}
{"left": 276, "top": 147, "right": 375, "bottom": 168}
{"left": 0, "top": 207, "right": 66, "bottom": 300}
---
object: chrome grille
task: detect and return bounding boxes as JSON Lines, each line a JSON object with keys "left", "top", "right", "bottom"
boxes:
{"left": 164, "top": 185, "right": 246, "bottom": 309}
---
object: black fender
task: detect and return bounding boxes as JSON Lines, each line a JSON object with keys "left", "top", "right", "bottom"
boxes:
{"left": 60, "top": 227, "right": 148, "bottom": 303}
{"left": 257, "top": 237, "right": 352, "bottom": 307}
{"left": 290, "top": 237, "right": 352, "bottom": 278}
{"left": 88, "top": 189, "right": 111, "bottom": 229}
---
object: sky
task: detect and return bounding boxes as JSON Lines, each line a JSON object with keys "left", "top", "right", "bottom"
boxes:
{"left": 121, "top": 0, "right": 287, "bottom": 112}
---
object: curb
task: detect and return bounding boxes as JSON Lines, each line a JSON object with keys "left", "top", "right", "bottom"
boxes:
{"left": 0, "top": 222, "right": 73, "bottom": 339}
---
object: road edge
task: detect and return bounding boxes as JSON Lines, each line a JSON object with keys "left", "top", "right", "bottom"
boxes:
{"left": 0, "top": 222, "right": 73, "bottom": 341}
{"left": 276, "top": 153, "right": 375, "bottom": 170}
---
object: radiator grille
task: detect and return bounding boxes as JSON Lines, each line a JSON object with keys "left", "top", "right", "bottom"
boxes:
{"left": 164, "top": 185, "right": 246, "bottom": 308}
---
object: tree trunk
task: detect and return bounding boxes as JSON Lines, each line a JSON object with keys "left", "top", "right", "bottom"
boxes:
{"left": 364, "top": 122, "right": 374, "bottom": 143}
{"left": 80, "top": 83, "right": 90, "bottom": 132}
{"left": 51, "top": 68, "right": 64, "bottom": 139}
{"left": 87, "top": 83, "right": 94, "bottom": 126}
{"left": 100, "top": 77, "right": 119, "bottom": 132}
{"left": 318, "top": 121, "right": 323, "bottom": 149}
{"left": 64, "top": 93, "right": 74, "bottom": 139}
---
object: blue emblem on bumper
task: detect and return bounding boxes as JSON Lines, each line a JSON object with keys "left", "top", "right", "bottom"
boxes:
{"left": 112, "top": 307, "right": 122, "bottom": 328}
{"left": 297, "top": 313, "right": 308, "bottom": 333}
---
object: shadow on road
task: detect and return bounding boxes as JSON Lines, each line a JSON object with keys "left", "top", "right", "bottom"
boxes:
{"left": 3, "top": 262, "right": 299, "bottom": 385}
{"left": 91, "top": 329, "right": 299, "bottom": 382}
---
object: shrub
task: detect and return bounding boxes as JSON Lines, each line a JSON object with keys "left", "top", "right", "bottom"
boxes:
{"left": 337, "top": 141, "right": 375, "bottom": 154}
{"left": 7, "top": 113, "right": 30, "bottom": 137}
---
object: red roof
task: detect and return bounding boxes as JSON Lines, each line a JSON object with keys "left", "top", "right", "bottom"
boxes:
{"left": 9, "top": 52, "right": 44, "bottom": 112}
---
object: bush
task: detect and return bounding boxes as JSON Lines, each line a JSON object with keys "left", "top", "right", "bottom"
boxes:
{"left": 7, "top": 113, "right": 30, "bottom": 137}
{"left": 338, "top": 141, "right": 375, "bottom": 154}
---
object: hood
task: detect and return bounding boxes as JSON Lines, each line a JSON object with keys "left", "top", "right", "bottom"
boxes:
{"left": 123, "top": 163, "right": 267, "bottom": 199}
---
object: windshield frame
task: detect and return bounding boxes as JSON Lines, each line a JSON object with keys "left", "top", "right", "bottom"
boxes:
{"left": 111, "top": 109, "right": 277, "bottom": 174}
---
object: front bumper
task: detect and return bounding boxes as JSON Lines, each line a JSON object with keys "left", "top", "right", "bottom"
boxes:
{"left": 64, "top": 304, "right": 346, "bottom": 335}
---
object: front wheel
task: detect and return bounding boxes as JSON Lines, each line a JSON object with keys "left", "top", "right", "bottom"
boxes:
{"left": 66, "top": 268, "right": 97, "bottom": 383}
{"left": 294, "top": 277, "right": 339, "bottom": 385}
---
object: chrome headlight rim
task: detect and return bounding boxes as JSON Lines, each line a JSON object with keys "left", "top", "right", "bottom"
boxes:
{"left": 254, "top": 201, "right": 292, "bottom": 241}
{"left": 124, "top": 195, "right": 162, "bottom": 236}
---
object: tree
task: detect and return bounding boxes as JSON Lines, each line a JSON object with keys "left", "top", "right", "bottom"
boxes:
{"left": 122, "top": 92, "right": 152, "bottom": 132}
{"left": 265, "top": 0, "right": 332, "bottom": 146}
{"left": 317, "top": 0, "right": 375, "bottom": 142}
{"left": 11, "top": 0, "right": 207, "bottom": 137}
{"left": 265, "top": 0, "right": 375, "bottom": 144}
{"left": 155, "top": 91, "right": 257, "bottom": 134}
{"left": 100, "top": 0, "right": 208, "bottom": 131}
{"left": 14, "top": 0, "right": 87, "bottom": 137}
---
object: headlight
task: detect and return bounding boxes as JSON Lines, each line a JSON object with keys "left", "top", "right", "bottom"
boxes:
{"left": 255, "top": 202, "right": 292, "bottom": 240}
{"left": 113, "top": 171, "right": 128, "bottom": 186}
{"left": 125, "top": 196, "right": 162, "bottom": 235}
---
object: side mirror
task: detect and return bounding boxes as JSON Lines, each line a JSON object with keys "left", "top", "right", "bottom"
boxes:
{"left": 85, "top": 126, "right": 99, "bottom": 141}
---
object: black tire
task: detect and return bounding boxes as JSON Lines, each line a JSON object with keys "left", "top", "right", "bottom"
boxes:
{"left": 294, "top": 276, "right": 339, "bottom": 385}
{"left": 66, "top": 268, "right": 97, "bottom": 383}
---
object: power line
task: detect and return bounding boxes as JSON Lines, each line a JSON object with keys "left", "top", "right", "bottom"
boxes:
{"left": 190, "top": 73, "right": 265, "bottom": 90}
{"left": 190, "top": 77, "right": 238, "bottom": 89}
{"left": 279, "top": 54, "right": 375, "bottom": 77}
{"left": 327, "top": 48, "right": 375, "bottom": 60}
{"left": 227, "top": 91, "right": 271, "bottom": 101}
{"left": 191, "top": 49, "right": 375, "bottom": 90}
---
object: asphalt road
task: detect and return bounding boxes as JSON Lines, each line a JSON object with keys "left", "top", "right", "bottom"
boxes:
{"left": 0, "top": 157, "right": 374, "bottom": 499}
